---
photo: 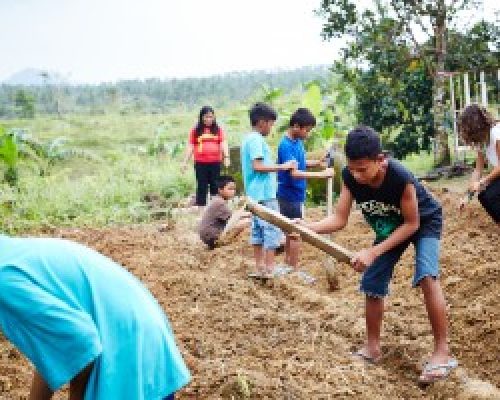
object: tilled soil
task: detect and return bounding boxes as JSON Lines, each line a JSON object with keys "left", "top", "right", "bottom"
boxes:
{"left": 1, "top": 191, "right": 499, "bottom": 399}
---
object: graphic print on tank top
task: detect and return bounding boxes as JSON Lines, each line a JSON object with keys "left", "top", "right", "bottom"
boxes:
{"left": 358, "top": 199, "right": 403, "bottom": 241}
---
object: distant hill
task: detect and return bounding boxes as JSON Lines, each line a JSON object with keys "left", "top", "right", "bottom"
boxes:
{"left": 0, "top": 65, "right": 333, "bottom": 115}
{"left": 3, "top": 68, "right": 68, "bottom": 85}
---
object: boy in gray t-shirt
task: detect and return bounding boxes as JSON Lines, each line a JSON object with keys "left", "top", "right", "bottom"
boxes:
{"left": 199, "top": 175, "right": 250, "bottom": 249}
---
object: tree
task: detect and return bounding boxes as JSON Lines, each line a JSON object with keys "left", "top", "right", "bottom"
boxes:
{"left": 14, "top": 89, "right": 35, "bottom": 118}
{"left": 317, "top": 0, "right": 497, "bottom": 166}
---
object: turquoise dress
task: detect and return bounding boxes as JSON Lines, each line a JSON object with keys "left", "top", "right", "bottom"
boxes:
{"left": 0, "top": 235, "right": 190, "bottom": 399}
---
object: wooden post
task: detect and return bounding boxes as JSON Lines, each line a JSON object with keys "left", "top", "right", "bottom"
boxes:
{"left": 464, "top": 72, "right": 471, "bottom": 106}
{"left": 480, "top": 71, "right": 487, "bottom": 107}
{"left": 324, "top": 147, "right": 338, "bottom": 289}
{"left": 450, "top": 75, "right": 458, "bottom": 160}
{"left": 246, "top": 198, "right": 353, "bottom": 263}
{"left": 498, "top": 69, "right": 500, "bottom": 117}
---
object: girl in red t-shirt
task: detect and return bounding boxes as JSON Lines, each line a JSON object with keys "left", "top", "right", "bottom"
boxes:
{"left": 185, "top": 106, "right": 230, "bottom": 206}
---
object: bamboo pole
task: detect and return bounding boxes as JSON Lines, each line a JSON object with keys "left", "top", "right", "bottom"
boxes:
{"left": 246, "top": 198, "right": 353, "bottom": 263}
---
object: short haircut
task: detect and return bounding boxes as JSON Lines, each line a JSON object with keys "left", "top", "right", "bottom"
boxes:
{"left": 345, "top": 125, "right": 382, "bottom": 160}
{"left": 216, "top": 175, "right": 235, "bottom": 190}
{"left": 289, "top": 108, "right": 316, "bottom": 128}
{"left": 459, "top": 104, "right": 494, "bottom": 145}
{"left": 249, "top": 102, "right": 277, "bottom": 126}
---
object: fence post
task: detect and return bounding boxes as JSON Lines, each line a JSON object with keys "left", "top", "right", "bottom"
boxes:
{"left": 480, "top": 71, "right": 487, "bottom": 107}
{"left": 450, "top": 75, "right": 458, "bottom": 160}
{"left": 464, "top": 72, "right": 471, "bottom": 106}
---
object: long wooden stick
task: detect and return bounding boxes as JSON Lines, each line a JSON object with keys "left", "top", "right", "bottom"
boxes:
{"left": 246, "top": 198, "right": 353, "bottom": 263}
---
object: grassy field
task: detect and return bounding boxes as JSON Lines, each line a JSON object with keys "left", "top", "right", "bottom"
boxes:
{"left": 0, "top": 107, "right": 464, "bottom": 233}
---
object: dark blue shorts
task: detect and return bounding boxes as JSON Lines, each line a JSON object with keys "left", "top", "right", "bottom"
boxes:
{"left": 278, "top": 199, "right": 303, "bottom": 219}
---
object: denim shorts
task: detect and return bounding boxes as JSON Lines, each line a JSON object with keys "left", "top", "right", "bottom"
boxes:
{"left": 360, "top": 236, "right": 440, "bottom": 298}
{"left": 250, "top": 199, "right": 282, "bottom": 250}
{"left": 278, "top": 199, "right": 303, "bottom": 219}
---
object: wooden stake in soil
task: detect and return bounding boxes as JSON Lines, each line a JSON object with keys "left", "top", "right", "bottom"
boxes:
{"left": 245, "top": 198, "right": 353, "bottom": 263}
{"left": 324, "top": 144, "right": 340, "bottom": 290}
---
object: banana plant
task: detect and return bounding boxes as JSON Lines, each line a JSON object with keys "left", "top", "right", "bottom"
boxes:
{"left": 0, "top": 126, "right": 20, "bottom": 186}
{"left": 260, "top": 84, "right": 283, "bottom": 105}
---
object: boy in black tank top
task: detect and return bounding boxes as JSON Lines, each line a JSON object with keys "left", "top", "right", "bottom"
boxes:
{"left": 303, "top": 126, "right": 457, "bottom": 384}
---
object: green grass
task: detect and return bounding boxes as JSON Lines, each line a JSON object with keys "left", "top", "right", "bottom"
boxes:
{"left": 401, "top": 151, "right": 435, "bottom": 176}
{"left": 0, "top": 155, "right": 194, "bottom": 233}
{"left": 0, "top": 105, "right": 445, "bottom": 233}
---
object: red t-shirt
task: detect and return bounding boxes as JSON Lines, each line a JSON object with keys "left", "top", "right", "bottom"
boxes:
{"left": 189, "top": 127, "right": 225, "bottom": 163}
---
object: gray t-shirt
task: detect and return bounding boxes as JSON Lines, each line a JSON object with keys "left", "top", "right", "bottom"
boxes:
{"left": 198, "top": 196, "right": 232, "bottom": 244}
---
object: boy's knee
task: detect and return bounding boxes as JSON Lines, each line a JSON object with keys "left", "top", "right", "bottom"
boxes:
{"left": 416, "top": 274, "right": 438, "bottom": 288}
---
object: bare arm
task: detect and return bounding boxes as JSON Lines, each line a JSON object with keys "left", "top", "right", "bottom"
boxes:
{"left": 252, "top": 158, "right": 295, "bottom": 173}
{"left": 479, "top": 141, "right": 500, "bottom": 187}
{"left": 460, "top": 150, "right": 485, "bottom": 209}
{"left": 351, "top": 183, "right": 419, "bottom": 271}
{"left": 290, "top": 167, "right": 333, "bottom": 180}
{"left": 184, "top": 143, "right": 194, "bottom": 164}
{"left": 306, "top": 159, "right": 321, "bottom": 168}
{"left": 305, "top": 183, "right": 353, "bottom": 234}
{"left": 471, "top": 149, "right": 485, "bottom": 185}
{"left": 29, "top": 371, "right": 53, "bottom": 400}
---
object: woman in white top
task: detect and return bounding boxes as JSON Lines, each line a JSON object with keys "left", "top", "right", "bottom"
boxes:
{"left": 459, "top": 104, "right": 500, "bottom": 224}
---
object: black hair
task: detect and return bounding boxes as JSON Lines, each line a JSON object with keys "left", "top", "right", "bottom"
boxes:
{"left": 249, "top": 102, "right": 277, "bottom": 127}
{"left": 345, "top": 125, "right": 383, "bottom": 160}
{"left": 195, "top": 106, "right": 220, "bottom": 136}
{"left": 289, "top": 108, "right": 316, "bottom": 128}
{"left": 216, "top": 175, "right": 235, "bottom": 191}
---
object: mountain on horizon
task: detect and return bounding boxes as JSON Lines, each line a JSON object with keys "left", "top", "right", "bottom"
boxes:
{"left": 3, "top": 68, "right": 68, "bottom": 85}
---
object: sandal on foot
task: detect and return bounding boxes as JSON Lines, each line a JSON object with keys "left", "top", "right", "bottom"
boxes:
{"left": 351, "top": 350, "right": 381, "bottom": 365}
{"left": 273, "top": 265, "right": 293, "bottom": 277}
{"left": 247, "top": 271, "right": 273, "bottom": 280}
{"left": 296, "top": 270, "right": 316, "bottom": 285}
{"left": 418, "top": 358, "right": 458, "bottom": 384}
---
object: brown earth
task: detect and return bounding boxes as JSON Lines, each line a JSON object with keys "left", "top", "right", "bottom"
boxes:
{"left": 1, "top": 190, "right": 499, "bottom": 399}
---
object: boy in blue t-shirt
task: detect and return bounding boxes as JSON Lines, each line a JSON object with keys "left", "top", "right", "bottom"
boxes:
{"left": 0, "top": 235, "right": 190, "bottom": 400}
{"left": 241, "top": 102, "right": 297, "bottom": 278}
{"left": 302, "top": 126, "right": 457, "bottom": 384}
{"left": 277, "top": 108, "right": 334, "bottom": 270}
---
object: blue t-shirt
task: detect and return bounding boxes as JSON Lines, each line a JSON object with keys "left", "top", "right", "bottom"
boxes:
{"left": 0, "top": 236, "right": 190, "bottom": 399}
{"left": 277, "top": 135, "right": 307, "bottom": 202}
{"left": 342, "top": 159, "right": 442, "bottom": 242}
{"left": 241, "top": 131, "right": 277, "bottom": 201}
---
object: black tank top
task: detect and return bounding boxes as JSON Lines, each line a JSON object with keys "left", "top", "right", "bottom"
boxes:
{"left": 342, "top": 159, "right": 442, "bottom": 242}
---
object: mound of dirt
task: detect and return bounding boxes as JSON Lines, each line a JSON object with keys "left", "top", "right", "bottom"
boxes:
{"left": 0, "top": 193, "right": 498, "bottom": 399}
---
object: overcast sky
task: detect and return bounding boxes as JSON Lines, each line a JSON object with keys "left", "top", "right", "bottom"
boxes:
{"left": 1, "top": 0, "right": 498, "bottom": 83}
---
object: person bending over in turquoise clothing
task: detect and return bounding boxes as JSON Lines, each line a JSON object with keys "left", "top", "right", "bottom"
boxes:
{"left": 0, "top": 234, "right": 190, "bottom": 400}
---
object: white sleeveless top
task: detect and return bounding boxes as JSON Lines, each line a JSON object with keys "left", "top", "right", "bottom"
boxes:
{"left": 485, "top": 124, "right": 500, "bottom": 167}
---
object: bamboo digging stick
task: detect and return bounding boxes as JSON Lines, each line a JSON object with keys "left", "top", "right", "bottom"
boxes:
{"left": 245, "top": 198, "right": 353, "bottom": 263}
